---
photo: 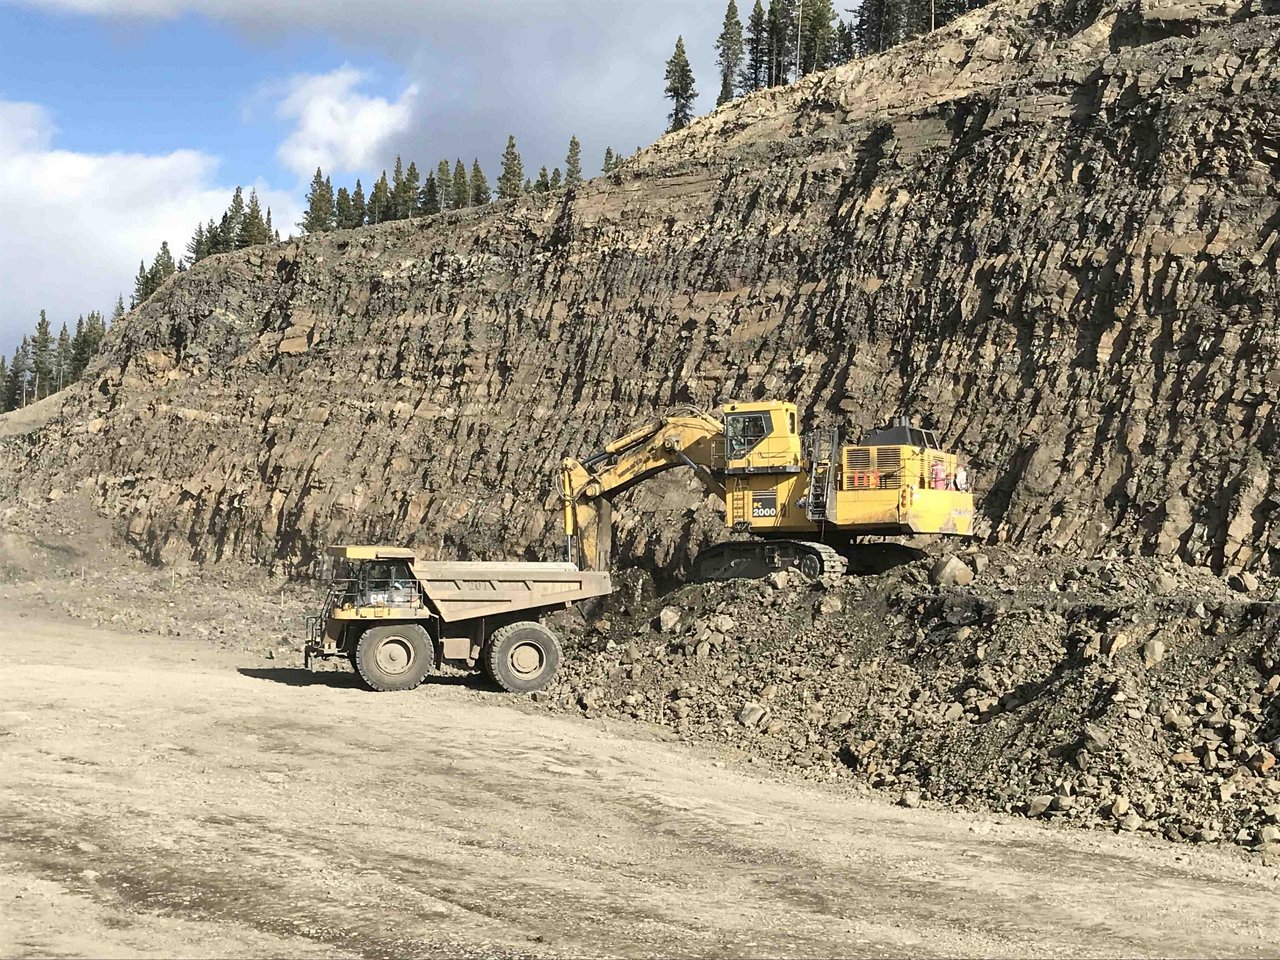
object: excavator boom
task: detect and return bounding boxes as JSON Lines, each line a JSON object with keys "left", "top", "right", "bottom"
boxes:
{"left": 562, "top": 411, "right": 724, "bottom": 571}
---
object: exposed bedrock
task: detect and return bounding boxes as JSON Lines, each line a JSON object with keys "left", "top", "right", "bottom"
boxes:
{"left": 4, "top": 0, "right": 1278, "bottom": 576}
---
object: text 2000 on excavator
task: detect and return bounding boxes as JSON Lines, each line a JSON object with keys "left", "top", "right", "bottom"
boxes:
{"left": 561, "top": 400, "right": 975, "bottom": 580}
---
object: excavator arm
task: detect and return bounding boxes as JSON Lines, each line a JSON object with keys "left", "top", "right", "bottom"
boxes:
{"left": 561, "top": 411, "right": 725, "bottom": 571}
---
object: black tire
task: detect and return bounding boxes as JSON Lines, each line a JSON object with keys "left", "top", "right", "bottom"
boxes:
{"left": 484, "top": 622, "right": 562, "bottom": 694}
{"left": 354, "top": 624, "right": 433, "bottom": 692}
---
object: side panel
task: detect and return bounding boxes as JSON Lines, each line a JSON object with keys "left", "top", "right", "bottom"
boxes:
{"left": 724, "top": 474, "right": 817, "bottom": 534}
{"left": 831, "top": 488, "right": 903, "bottom": 527}
{"left": 904, "top": 490, "right": 976, "bottom": 535}
{"left": 411, "top": 562, "right": 613, "bottom": 623}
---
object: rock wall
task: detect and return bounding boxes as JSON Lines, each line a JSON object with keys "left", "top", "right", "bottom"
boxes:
{"left": 4, "top": 0, "right": 1279, "bottom": 575}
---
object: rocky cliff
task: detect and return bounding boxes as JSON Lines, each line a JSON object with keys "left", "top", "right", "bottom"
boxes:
{"left": 4, "top": 0, "right": 1279, "bottom": 576}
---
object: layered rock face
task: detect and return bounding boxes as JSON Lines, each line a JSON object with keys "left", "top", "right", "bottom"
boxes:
{"left": 5, "top": 0, "right": 1279, "bottom": 575}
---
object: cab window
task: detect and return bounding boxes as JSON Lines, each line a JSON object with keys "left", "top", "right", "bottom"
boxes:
{"left": 725, "top": 413, "right": 769, "bottom": 459}
{"left": 360, "top": 560, "right": 417, "bottom": 607}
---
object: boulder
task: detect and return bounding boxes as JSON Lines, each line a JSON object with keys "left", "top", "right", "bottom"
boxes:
{"left": 931, "top": 556, "right": 974, "bottom": 588}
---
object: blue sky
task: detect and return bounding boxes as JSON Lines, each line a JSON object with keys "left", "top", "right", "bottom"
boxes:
{"left": 0, "top": 0, "right": 729, "bottom": 357}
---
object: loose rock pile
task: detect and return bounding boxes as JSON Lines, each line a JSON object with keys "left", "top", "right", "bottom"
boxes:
{"left": 547, "top": 551, "right": 1280, "bottom": 851}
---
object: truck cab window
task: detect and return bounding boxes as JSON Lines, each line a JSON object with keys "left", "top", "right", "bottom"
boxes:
{"left": 360, "top": 560, "right": 416, "bottom": 607}
{"left": 725, "top": 413, "right": 769, "bottom": 459}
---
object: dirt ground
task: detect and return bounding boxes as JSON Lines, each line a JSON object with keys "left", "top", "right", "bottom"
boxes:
{"left": 3, "top": 607, "right": 1279, "bottom": 959}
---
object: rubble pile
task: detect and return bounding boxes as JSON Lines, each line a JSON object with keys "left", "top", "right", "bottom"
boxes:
{"left": 549, "top": 552, "right": 1280, "bottom": 851}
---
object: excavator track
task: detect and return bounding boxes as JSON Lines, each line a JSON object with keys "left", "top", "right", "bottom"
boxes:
{"left": 692, "top": 540, "right": 848, "bottom": 582}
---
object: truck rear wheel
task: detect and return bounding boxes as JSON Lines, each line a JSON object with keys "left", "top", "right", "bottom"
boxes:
{"left": 485, "top": 622, "right": 561, "bottom": 694}
{"left": 354, "top": 624, "right": 433, "bottom": 692}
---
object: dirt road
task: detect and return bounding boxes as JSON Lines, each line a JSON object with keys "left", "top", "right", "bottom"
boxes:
{"left": 2, "top": 610, "right": 1277, "bottom": 959}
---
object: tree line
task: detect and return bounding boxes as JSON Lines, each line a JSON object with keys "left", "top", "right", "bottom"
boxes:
{"left": 5, "top": 181, "right": 276, "bottom": 414}
{"left": 664, "top": 0, "right": 991, "bottom": 132}
{"left": 2, "top": 306, "right": 114, "bottom": 413}
{"left": 296, "top": 133, "right": 632, "bottom": 234}
{"left": 130, "top": 186, "right": 281, "bottom": 308}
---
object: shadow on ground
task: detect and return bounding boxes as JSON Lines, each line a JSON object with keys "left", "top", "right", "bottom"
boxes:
{"left": 237, "top": 667, "right": 495, "bottom": 692}
{"left": 238, "top": 668, "right": 366, "bottom": 689}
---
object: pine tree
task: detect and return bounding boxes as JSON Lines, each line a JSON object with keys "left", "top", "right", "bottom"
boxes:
{"left": 238, "top": 189, "right": 272, "bottom": 247}
{"left": 301, "top": 168, "right": 336, "bottom": 233}
{"left": 223, "top": 187, "right": 246, "bottom": 245}
{"left": 70, "top": 315, "right": 90, "bottom": 378}
{"left": 436, "top": 160, "right": 454, "bottom": 211}
{"left": 550, "top": 167, "right": 563, "bottom": 190}
{"left": 716, "top": 0, "right": 745, "bottom": 106}
{"left": 523, "top": 177, "right": 532, "bottom": 194}
{"left": 856, "top": 0, "right": 897, "bottom": 56}
{"left": 453, "top": 159, "right": 470, "bottom": 210}
{"left": 90, "top": 311, "right": 107, "bottom": 356}
{"left": 0, "top": 355, "right": 6, "bottom": 410}
{"left": 186, "top": 223, "right": 208, "bottom": 265}
{"left": 67, "top": 311, "right": 105, "bottom": 381}
{"left": 5, "top": 339, "right": 31, "bottom": 411}
{"left": 153, "top": 242, "right": 176, "bottom": 289}
{"left": 335, "top": 187, "right": 356, "bottom": 229}
{"left": 403, "top": 162, "right": 422, "bottom": 217}
{"left": 603, "top": 146, "right": 615, "bottom": 173}
{"left": 350, "top": 180, "right": 367, "bottom": 227}
{"left": 420, "top": 174, "right": 441, "bottom": 215}
{"left": 470, "top": 160, "right": 492, "bottom": 205}
{"left": 389, "top": 157, "right": 421, "bottom": 219}
{"left": 767, "top": 0, "right": 798, "bottom": 85}
{"left": 833, "top": 18, "right": 857, "bottom": 63}
{"left": 350, "top": 181, "right": 367, "bottom": 227}
{"left": 132, "top": 261, "right": 150, "bottom": 307}
{"left": 664, "top": 36, "right": 698, "bottom": 133}
{"left": 367, "top": 171, "right": 392, "bottom": 224}
{"left": 203, "top": 217, "right": 227, "bottom": 257}
{"left": 55, "top": 321, "right": 72, "bottom": 393}
{"left": 798, "top": 0, "right": 837, "bottom": 75}
{"left": 534, "top": 166, "right": 551, "bottom": 193}
{"left": 497, "top": 136, "right": 525, "bottom": 201}
{"left": 740, "top": 0, "right": 769, "bottom": 91}
{"left": 565, "top": 136, "right": 584, "bottom": 188}
{"left": 390, "top": 156, "right": 406, "bottom": 219}
{"left": 31, "top": 311, "right": 52, "bottom": 400}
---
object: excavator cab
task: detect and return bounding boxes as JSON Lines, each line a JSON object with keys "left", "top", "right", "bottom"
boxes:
{"left": 721, "top": 401, "right": 802, "bottom": 473}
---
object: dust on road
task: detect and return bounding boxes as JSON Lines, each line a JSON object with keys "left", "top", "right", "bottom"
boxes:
{"left": 2, "top": 610, "right": 1276, "bottom": 959}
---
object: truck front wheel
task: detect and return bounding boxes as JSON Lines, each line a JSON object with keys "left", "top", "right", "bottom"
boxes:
{"left": 354, "top": 624, "right": 433, "bottom": 692}
{"left": 485, "top": 622, "right": 561, "bottom": 694}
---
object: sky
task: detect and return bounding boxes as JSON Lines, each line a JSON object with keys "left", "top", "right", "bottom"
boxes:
{"left": 0, "top": 0, "right": 731, "bottom": 357}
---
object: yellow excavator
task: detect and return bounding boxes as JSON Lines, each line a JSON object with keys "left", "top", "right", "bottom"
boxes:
{"left": 561, "top": 400, "right": 975, "bottom": 580}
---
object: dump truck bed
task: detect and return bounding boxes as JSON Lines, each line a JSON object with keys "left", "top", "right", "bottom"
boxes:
{"left": 410, "top": 560, "right": 612, "bottom": 622}
{"left": 325, "top": 547, "right": 612, "bottom": 623}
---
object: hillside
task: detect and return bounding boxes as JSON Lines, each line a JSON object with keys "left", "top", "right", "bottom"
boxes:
{"left": 2, "top": 0, "right": 1278, "bottom": 576}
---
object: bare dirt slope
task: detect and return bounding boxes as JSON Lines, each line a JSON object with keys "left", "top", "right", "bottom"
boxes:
{"left": 3, "top": 609, "right": 1278, "bottom": 959}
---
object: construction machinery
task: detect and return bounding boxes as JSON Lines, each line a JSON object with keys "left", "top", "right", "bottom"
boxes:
{"left": 561, "top": 401, "right": 975, "bottom": 580}
{"left": 305, "top": 546, "right": 612, "bottom": 693}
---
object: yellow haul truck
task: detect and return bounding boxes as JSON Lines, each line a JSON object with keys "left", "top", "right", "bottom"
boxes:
{"left": 305, "top": 546, "right": 612, "bottom": 693}
{"left": 562, "top": 401, "right": 975, "bottom": 579}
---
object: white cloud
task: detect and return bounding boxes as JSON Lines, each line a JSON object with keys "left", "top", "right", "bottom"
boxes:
{"left": 275, "top": 67, "right": 419, "bottom": 180}
{"left": 7, "top": 0, "right": 724, "bottom": 180}
{"left": 0, "top": 99, "right": 301, "bottom": 355}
